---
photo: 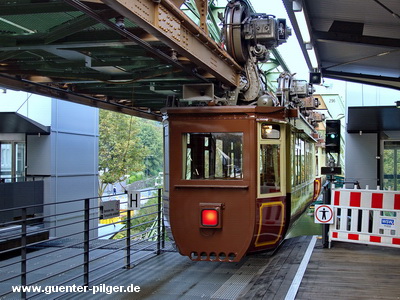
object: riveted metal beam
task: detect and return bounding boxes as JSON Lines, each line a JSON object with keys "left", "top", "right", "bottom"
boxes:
{"left": 100, "top": 0, "right": 242, "bottom": 87}
{"left": 64, "top": 0, "right": 210, "bottom": 84}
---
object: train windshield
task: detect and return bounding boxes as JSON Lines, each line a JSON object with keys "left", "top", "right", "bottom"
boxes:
{"left": 183, "top": 132, "right": 243, "bottom": 180}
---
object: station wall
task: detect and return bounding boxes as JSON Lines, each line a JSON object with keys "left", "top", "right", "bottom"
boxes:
{"left": 345, "top": 133, "right": 378, "bottom": 189}
{"left": 343, "top": 82, "right": 400, "bottom": 189}
{"left": 0, "top": 91, "right": 99, "bottom": 237}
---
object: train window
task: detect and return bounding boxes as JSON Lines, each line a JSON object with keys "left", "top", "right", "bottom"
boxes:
{"left": 183, "top": 132, "right": 243, "bottom": 180}
{"left": 292, "top": 132, "right": 315, "bottom": 186}
{"left": 259, "top": 144, "right": 281, "bottom": 194}
{"left": 261, "top": 124, "right": 280, "bottom": 139}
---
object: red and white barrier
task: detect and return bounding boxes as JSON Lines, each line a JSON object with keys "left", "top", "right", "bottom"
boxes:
{"left": 329, "top": 185, "right": 400, "bottom": 248}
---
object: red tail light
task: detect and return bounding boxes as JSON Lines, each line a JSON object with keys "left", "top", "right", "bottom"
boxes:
{"left": 201, "top": 209, "right": 218, "bottom": 226}
{"left": 199, "top": 203, "right": 223, "bottom": 228}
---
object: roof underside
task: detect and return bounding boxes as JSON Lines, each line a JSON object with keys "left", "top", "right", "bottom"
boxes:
{"left": 0, "top": 0, "right": 226, "bottom": 120}
{"left": 0, "top": 0, "right": 203, "bottom": 120}
{"left": 0, "top": 0, "right": 398, "bottom": 121}
{"left": 0, "top": 0, "right": 287, "bottom": 121}
{"left": 0, "top": 112, "right": 50, "bottom": 134}
{"left": 283, "top": 0, "right": 400, "bottom": 90}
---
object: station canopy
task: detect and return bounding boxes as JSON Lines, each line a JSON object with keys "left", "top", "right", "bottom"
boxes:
{"left": 283, "top": 0, "right": 400, "bottom": 90}
{"left": 0, "top": 0, "right": 287, "bottom": 120}
{"left": 0, "top": 0, "right": 398, "bottom": 121}
{"left": 0, "top": 112, "right": 50, "bottom": 134}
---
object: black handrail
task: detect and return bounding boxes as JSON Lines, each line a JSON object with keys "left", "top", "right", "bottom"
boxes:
{"left": 0, "top": 188, "right": 167, "bottom": 299}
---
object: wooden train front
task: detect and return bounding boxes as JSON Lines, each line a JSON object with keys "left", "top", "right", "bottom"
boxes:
{"left": 164, "top": 106, "right": 315, "bottom": 262}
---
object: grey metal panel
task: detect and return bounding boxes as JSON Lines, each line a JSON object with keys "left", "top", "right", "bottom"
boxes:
{"left": 25, "top": 94, "right": 52, "bottom": 126}
{"left": 0, "top": 181, "right": 44, "bottom": 222}
{"left": 51, "top": 175, "right": 98, "bottom": 238}
{"left": 27, "top": 135, "right": 52, "bottom": 176}
{"left": 55, "top": 175, "right": 97, "bottom": 202}
{"left": 345, "top": 133, "right": 378, "bottom": 189}
{"left": 54, "top": 99, "right": 99, "bottom": 136}
{"left": 55, "top": 132, "right": 97, "bottom": 176}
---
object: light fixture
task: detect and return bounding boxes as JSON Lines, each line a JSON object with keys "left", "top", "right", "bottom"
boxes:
{"left": 199, "top": 203, "right": 222, "bottom": 228}
{"left": 309, "top": 72, "right": 322, "bottom": 84}
{"left": 115, "top": 16, "right": 125, "bottom": 29}
{"left": 0, "top": 17, "right": 35, "bottom": 33}
{"left": 201, "top": 209, "right": 218, "bottom": 227}
{"left": 262, "top": 124, "right": 273, "bottom": 135}
{"left": 396, "top": 100, "right": 400, "bottom": 108}
{"left": 307, "top": 46, "right": 319, "bottom": 69}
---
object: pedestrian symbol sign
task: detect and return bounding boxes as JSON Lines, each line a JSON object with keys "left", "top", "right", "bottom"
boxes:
{"left": 314, "top": 205, "right": 334, "bottom": 224}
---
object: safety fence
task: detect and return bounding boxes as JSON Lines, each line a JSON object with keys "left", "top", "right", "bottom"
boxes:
{"left": 329, "top": 185, "right": 400, "bottom": 248}
{"left": 0, "top": 188, "right": 168, "bottom": 299}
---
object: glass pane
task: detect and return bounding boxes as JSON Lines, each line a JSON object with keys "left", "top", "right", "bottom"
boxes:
{"left": 261, "top": 124, "right": 280, "bottom": 139}
{"left": 184, "top": 132, "right": 243, "bottom": 180}
{"left": 260, "top": 144, "right": 281, "bottom": 194}
{"left": 1, "top": 143, "right": 12, "bottom": 182}
{"left": 15, "top": 143, "right": 26, "bottom": 182}
{"left": 383, "top": 149, "right": 395, "bottom": 190}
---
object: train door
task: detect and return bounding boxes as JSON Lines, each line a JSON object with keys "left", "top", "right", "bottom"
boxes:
{"left": 252, "top": 122, "right": 287, "bottom": 250}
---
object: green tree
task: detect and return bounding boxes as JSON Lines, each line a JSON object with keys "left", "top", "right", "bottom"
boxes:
{"left": 98, "top": 110, "right": 147, "bottom": 196}
{"left": 136, "top": 120, "right": 163, "bottom": 178}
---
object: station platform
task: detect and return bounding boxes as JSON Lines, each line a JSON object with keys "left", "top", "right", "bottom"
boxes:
{"left": 2, "top": 234, "right": 400, "bottom": 299}
{"left": 59, "top": 235, "right": 400, "bottom": 299}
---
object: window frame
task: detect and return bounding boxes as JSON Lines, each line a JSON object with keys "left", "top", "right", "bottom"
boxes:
{"left": 257, "top": 122, "right": 286, "bottom": 198}
{"left": 182, "top": 132, "right": 244, "bottom": 180}
{"left": 291, "top": 131, "right": 316, "bottom": 188}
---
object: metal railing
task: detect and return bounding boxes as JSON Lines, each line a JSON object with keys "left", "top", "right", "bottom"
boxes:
{"left": 0, "top": 188, "right": 167, "bottom": 299}
{"left": 0, "top": 175, "right": 47, "bottom": 183}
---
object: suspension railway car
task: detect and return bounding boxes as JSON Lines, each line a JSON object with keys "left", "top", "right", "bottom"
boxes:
{"left": 163, "top": 105, "right": 320, "bottom": 262}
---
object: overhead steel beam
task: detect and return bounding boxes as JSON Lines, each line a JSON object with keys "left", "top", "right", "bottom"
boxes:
{"left": 64, "top": 0, "right": 210, "bottom": 84}
{"left": 0, "top": 74, "right": 161, "bottom": 121}
{"left": 0, "top": 1, "right": 108, "bottom": 15}
{"left": 43, "top": 9, "right": 119, "bottom": 44}
{"left": 194, "top": 0, "right": 209, "bottom": 34}
{"left": 0, "top": 2, "right": 79, "bottom": 15}
{"left": 100, "top": 0, "right": 242, "bottom": 87}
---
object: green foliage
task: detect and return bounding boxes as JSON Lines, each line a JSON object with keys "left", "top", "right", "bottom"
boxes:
{"left": 98, "top": 110, "right": 147, "bottom": 196}
{"left": 98, "top": 110, "right": 164, "bottom": 196}
{"left": 383, "top": 148, "right": 399, "bottom": 190}
{"left": 136, "top": 120, "right": 164, "bottom": 177}
{"left": 127, "top": 171, "right": 145, "bottom": 184}
{"left": 113, "top": 195, "right": 159, "bottom": 239}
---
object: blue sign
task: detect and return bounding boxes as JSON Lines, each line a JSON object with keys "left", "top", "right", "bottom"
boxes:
{"left": 381, "top": 219, "right": 395, "bottom": 226}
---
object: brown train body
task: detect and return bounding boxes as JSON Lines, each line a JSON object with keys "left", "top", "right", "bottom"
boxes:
{"left": 163, "top": 106, "right": 318, "bottom": 262}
